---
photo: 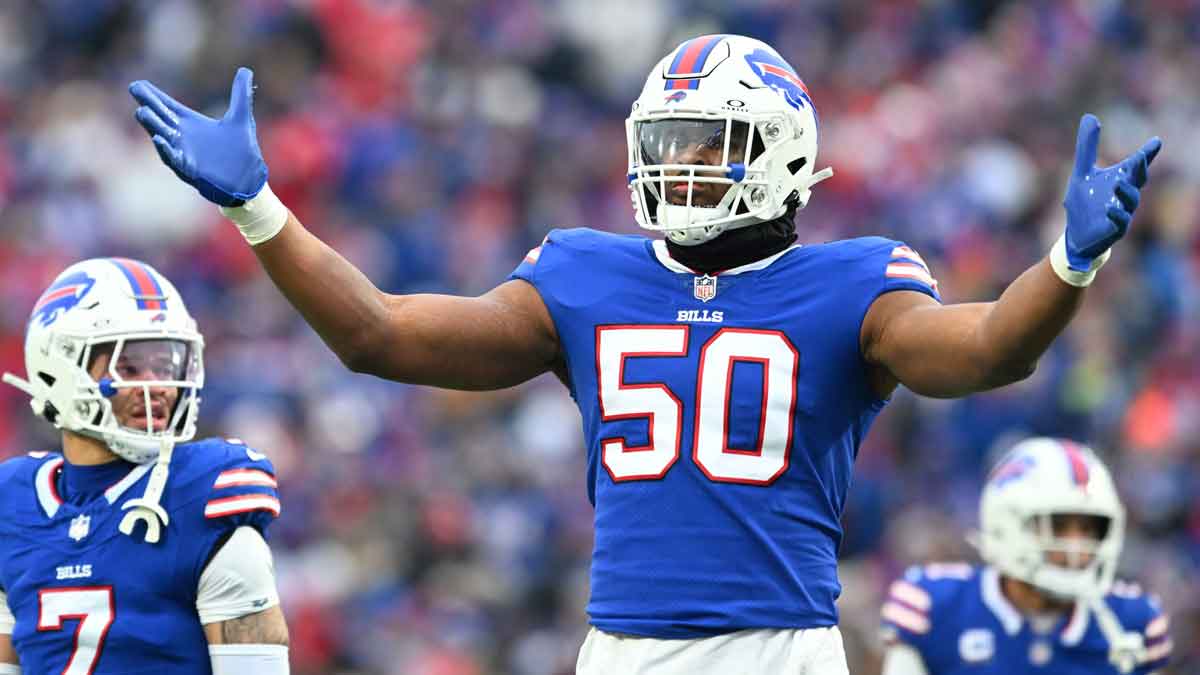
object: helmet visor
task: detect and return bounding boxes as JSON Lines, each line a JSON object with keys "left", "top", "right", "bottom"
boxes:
{"left": 104, "top": 339, "right": 198, "bottom": 383}
{"left": 636, "top": 119, "right": 752, "bottom": 167}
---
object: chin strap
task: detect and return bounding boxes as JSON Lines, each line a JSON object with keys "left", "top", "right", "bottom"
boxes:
{"left": 1089, "top": 596, "right": 1146, "bottom": 674}
{"left": 119, "top": 435, "right": 174, "bottom": 543}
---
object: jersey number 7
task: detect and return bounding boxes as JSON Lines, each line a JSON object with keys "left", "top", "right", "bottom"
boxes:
{"left": 38, "top": 587, "right": 115, "bottom": 675}
{"left": 597, "top": 326, "right": 798, "bottom": 486}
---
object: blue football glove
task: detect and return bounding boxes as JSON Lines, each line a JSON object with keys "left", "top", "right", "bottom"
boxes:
{"left": 1062, "top": 113, "right": 1162, "bottom": 272}
{"left": 129, "top": 68, "right": 267, "bottom": 207}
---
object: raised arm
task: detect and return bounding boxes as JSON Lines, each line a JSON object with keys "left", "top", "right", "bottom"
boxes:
{"left": 862, "top": 115, "right": 1161, "bottom": 398}
{"left": 129, "top": 69, "right": 560, "bottom": 390}
{"left": 252, "top": 212, "right": 559, "bottom": 388}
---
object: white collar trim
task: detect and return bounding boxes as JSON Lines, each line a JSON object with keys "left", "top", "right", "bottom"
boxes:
{"left": 981, "top": 567, "right": 1023, "bottom": 636}
{"left": 35, "top": 457, "right": 65, "bottom": 518}
{"left": 35, "top": 457, "right": 150, "bottom": 517}
{"left": 650, "top": 240, "right": 800, "bottom": 276}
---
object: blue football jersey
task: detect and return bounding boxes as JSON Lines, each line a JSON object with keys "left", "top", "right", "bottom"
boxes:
{"left": 0, "top": 439, "right": 280, "bottom": 674}
{"left": 881, "top": 564, "right": 1172, "bottom": 674}
{"left": 510, "top": 228, "right": 940, "bottom": 637}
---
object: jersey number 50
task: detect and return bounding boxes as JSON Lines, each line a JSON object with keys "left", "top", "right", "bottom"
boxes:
{"left": 597, "top": 326, "right": 797, "bottom": 486}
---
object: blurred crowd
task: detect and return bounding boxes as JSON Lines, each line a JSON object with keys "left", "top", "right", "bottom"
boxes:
{"left": 1, "top": 1, "right": 1198, "bottom": 673}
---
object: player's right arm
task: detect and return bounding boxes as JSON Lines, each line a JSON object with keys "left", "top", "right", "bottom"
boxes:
{"left": 250, "top": 214, "right": 559, "bottom": 389}
{"left": 129, "top": 69, "right": 560, "bottom": 391}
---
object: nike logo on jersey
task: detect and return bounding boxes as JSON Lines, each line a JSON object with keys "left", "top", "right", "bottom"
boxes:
{"left": 676, "top": 309, "right": 724, "bottom": 323}
{"left": 56, "top": 564, "right": 93, "bottom": 580}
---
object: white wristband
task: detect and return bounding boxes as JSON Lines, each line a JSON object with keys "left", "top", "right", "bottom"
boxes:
{"left": 0, "top": 664, "right": 20, "bottom": 674}
{"left": 1050, "top": 234, "right": 1111, "bottom": 287}
{"left": 210, "top": 644, "right": 289, "bottom": 674}
{"left": 219, "top": 183, "right": 289, "bottom": 246}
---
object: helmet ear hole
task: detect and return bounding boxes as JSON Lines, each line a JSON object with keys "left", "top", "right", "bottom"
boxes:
{"left": 38, "top": 372, "right": 56, "bottom": 387}
{"left": 787, "top": 156, "right": 808, "bottom": 175}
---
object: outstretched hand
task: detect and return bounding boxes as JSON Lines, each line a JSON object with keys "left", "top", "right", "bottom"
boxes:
{"left": 1062, "top": 114, "right": 1162, "bottom": 272}
{"left": 129, "top": 68, "right": 268, "bottom": 207}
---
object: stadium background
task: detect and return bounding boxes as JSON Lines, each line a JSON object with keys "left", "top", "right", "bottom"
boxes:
{"left": 0, "top": 1, "right": 1197, "bottom": 673}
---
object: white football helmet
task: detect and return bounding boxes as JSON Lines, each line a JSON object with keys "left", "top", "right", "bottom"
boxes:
{"left": 626, "top": 34, "right": 833, "bottom": 245}
{"left": 978, "top": 437, "right": 1125, "bottom": 601}
{"left": 3, "top": 258, "right": 204, "bottom": 463}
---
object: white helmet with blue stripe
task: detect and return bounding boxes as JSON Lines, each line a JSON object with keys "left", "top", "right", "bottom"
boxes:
{"left": 626, "top": 34, "right": 833, "bottom": 245}
{"left": 3, "top": 258, "right": 204, "bottom": 463}
{"left": 978, "top": 437, "right": 1126, "bottom": 601}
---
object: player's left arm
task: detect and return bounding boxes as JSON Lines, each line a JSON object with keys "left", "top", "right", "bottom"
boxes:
{"left": 0, "top": 635, "right": 16, "bottom": 671}
{"left": 863, "top": 115, "right": 1161, "bottom": 398}
{"left": 199, "top": 526, "right": 289, "bottom": 673}
{"left": 0, "top": 587, "right": 17, "bottom": 671}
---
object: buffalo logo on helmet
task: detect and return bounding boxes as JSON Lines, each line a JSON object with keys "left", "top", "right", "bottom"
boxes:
{"left": 989, "top": 453, "right": 1036, "bottom": 488}
{"left": 744, "top": 48, "right": 815, "bottom": 117}
{"left": 665, "top": 90, "right": 689, "bottom": 104}
{"left": 30, "top": 271, "right": 96, "bottom": 328}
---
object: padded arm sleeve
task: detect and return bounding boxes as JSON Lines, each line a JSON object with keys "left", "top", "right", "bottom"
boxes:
{"left": 196, "top": 526, "right": 280, "bottom": 625}
{"left": 0, "top": 590, "right": 13, "bottom": 634}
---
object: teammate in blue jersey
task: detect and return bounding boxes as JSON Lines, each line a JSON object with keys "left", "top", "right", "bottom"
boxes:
{"left": 128, "top": 33, "right": 1161, "bottom": 673}
{"left": 881, "top": 438, "right": 1172, "bottom": 674}
{"left": 0, "top": 259, "right": 289, "bottom": 674}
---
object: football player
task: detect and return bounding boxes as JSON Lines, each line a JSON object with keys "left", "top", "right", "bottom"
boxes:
{"left": 880, "top": 438, "right": 1171, "bottom": 674}
{"left": 129, "top": 34, "right": 1160, "bottom": 673}
{"left": 0, "top": 259, "right": 288, "bottom": 674}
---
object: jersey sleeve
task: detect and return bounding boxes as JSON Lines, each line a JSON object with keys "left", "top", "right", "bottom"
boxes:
{"left": 507, "top": 227, "right": 599, "bottom": 301}
{"left": 509, "top": 231, "right": 554, "bottom": 285}
{"left": 880, "top": 563, "right": 974, "bottom": 669}
{"left": 199, "top": 440, "right": 281, "bottom": 538}
{"left": 868, "top": 238, "right": 942, "bottom": 303}
{"left": 880, "top": 567, "right": 936, "bottom": 654}
{"left": 1106, "top": 583, "right": 1172, "bottom": 675}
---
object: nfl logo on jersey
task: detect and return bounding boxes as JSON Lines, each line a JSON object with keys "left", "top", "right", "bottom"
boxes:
{"left": 69, "top": 514, "right": 91, "bottom": 541}
{"left": 693, "top": 274, "right": 717, "bottom": 302}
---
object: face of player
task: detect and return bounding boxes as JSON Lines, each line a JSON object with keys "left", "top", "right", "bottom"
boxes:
{"left": 1044, "top": 512, "right": 1107, "bottom": 569}
{"left": 87, "top": 340, "right": 187, "bottom": 433}
{"left": 637, "top": 119, "right": 752, "bottom": 207}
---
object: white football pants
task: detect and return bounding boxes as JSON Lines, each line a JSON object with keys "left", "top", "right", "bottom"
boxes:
{"left": 576, "top": 625, "right": 849, "bottom": 674}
